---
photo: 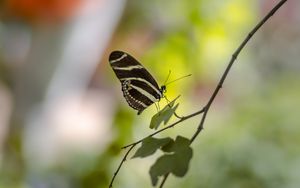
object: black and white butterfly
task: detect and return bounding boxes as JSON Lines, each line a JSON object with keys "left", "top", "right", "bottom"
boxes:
{"left": 109, "top": 51, "right": 166, "bottom": 115}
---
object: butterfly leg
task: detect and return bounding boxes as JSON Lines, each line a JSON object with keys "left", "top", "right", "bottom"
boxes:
{"left": 154, "top": 102, "right": 160, "bottom": 112}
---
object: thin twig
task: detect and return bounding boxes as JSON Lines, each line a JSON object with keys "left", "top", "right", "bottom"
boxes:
{"left": 160, "top": 0, "right": 288, "bottom": 187}
{"left": 122, "top": 107, "right": 205, "bottom": 149}
{"left": 159, "top": 173, "right": 170, "bottom": 188}
{"left": 190, "top": 0, "right": 288, "bottom": 144}
{"left": 110, "top": 97, "right": 205, "bottom": 188}
{"left": 109, "top": 144, "right": 136, "bottom": 188}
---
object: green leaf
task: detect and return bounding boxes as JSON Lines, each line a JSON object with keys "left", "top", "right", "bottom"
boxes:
{"left": 149, "top": 136, "right": 193, "bottom": 186}
{"left": 149, "top": 96, "right": 180, "bottom": 130}
{"left": 160, "top": 139, "right": 175, "bottom": 153}
{"left": 171, "top": 147, "right": 193, "bottom": 177}
{"left": 149, "top": 154, "right": 174, "bottom": 186}
{"left": 161, "top": 135, "right": 190, "bottom": 153}
{"left": 132, "top": 137, "right": 173, "bottom": 158}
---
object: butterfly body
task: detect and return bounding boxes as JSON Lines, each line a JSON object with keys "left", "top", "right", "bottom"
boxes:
{"left": 109, "top": 51, "right": 165, "bottom": 115}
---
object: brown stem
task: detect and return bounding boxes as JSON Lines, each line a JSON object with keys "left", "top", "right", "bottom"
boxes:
{"left": 159, "top": 173, "right": 170, "bottom": 188}
{"left": 109, "top": 144, "right": 136, "bottom": 188}
{"left": 109, "top": 0, "right": 288, "bottom": 187}
{"left": 161, "top": 0, "right": 288, "bottom": 187}
{"left": 122, "top": 107, "right": 205, "bottom": 149}
{"left": 190, "top": 0, "right": 288, "bottom": 144}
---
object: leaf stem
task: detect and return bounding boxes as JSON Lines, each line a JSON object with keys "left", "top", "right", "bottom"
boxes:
{"left": 159, "top": 173, "right": 170, "bottom": 188}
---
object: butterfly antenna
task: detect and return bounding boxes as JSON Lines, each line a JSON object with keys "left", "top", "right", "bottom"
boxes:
{"left": 163, "top": 70, "right": 172, "bottom": 85}
{"left": 165, "top": 74, "right": 192, "bottom": 86}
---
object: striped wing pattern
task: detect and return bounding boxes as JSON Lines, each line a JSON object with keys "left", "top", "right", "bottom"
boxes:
{"left": 109, "top": 51, "right": 162, "bottom": 115}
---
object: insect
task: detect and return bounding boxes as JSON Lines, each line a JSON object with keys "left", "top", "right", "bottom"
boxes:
{"left": 109, "top": 50, "right": 190, "bottom": 115}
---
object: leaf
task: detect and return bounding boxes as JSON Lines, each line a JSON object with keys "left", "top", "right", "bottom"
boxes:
{"left": 149, "top": 154, "right": 174, "bottom": 186}
{"left": 149, "top": 96, "right": 180, "bottom": 130}
{"left": 161, "top": 135, "right": 190, "bottom": 153}
{"left": 149, "top": 136, "right": 193, "bottom": 186}
{"left": 132, "top": 137, "right": 173, "bottom": 158}
{"left": 171, "top": 147, "right": 193, "bottom": 177}
{"left": 162, "top": 103, "right": 179, "bottom": 125}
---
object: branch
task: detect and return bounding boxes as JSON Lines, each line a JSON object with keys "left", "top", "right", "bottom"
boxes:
{"left": 190, "top": 0, "right": 288, "bottom": 144}
{"left": 108, "top": 109, "right": 206, "bottom": 187}
{"left": 160, "top": 0, "right": 288, "bottom": 187}
{"left": 122, "top": 107, "right": 205, "bottom": 149}
{"left": 109, "top": 144, "right": 136, "bottom": 188}
{"left": 109, "top": 0, "right": 288, "bottom": 187}
{"left": 109, "top": 108, "right": 205, "bottom": 187}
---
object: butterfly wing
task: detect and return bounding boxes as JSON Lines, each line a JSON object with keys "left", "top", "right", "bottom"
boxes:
{"left": 109, "top": 51, "right": 162, "bottom": 114}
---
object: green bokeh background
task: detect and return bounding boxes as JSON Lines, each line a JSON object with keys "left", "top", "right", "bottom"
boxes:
{"left": 1, "top": 0, "right": 299, "bottom": 188}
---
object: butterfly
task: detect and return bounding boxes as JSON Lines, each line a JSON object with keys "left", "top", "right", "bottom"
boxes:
{"left": 109, "top": 51, "right": 166, "bottom": 115}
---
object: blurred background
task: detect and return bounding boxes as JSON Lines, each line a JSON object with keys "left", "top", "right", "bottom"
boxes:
{"left": 0, "top": 0, "right": 299, "bottom": 187}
